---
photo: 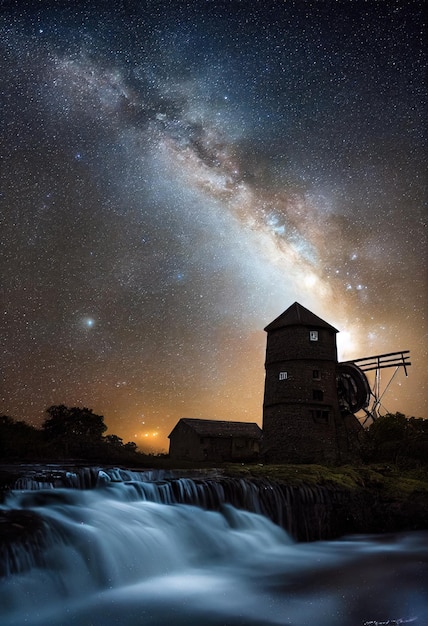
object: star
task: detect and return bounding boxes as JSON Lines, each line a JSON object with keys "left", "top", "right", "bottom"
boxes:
{"left": 0, "top": 0, "right": 426, "bottom": 451}
{"left": 83, "top": 318, "right": 95, "bottom": 329}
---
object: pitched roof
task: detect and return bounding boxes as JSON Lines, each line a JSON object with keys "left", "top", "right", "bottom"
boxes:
{"left": 169, "top": 418, "right": 262, "bottom": 439}
{"left": 264, "top": 301, "right": 338, "bottom": 333}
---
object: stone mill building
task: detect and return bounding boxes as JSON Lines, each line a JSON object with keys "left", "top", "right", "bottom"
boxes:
{"left": 262, "top": 302, "right": 363, "bottom": 464}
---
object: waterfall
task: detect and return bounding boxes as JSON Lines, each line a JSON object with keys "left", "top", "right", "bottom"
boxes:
{"left": 0, "top": 467, "right": 427, "bottom": 625}
{"left": 5, "top": 466, "right": 362, "bottom": 541}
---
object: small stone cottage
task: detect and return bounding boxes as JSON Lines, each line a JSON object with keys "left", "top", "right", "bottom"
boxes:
{"left": 168, "top": 418, "right": 262, "bottom": 462}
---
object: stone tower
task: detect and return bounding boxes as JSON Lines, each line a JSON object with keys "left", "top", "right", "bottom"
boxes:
{"left": 262, "top": 302, "right": 350, "bottom": 464}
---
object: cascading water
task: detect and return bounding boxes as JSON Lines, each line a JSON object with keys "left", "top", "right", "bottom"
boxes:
{"left": 0, "top": 466, "right": 368, "bottom": 541}
{"left": 0, "top": 467, "right": 427, "bottom": 626}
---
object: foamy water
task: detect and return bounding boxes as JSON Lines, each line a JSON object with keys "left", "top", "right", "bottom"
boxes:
{"left": 0, "top": 479, "right": 426, "bottom": 625}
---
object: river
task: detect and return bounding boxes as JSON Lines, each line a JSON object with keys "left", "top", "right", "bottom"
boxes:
{"left": 0, "top": 467, "right": 426, "bottom": 625}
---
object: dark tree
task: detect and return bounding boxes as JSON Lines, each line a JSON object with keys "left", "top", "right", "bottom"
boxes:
{"left": 101, "top": 434, "right": 140, "bottom": 461}
{"left": 104, "top": 434, "right": 124, "bottom": 447}
{"left": 367, "top": 412, "right": 407, "bottom": 445}
{"left": 0, "top": 408, "right": 143, "bottom": 463}
{"left": 42, "top": 405, "right": 107, "bottom": 457}
{"left": 363, "top": 412, "right": 428, "bottom": 466}
{"left": 0, "top": 415, "right": 43, "bottom": 459}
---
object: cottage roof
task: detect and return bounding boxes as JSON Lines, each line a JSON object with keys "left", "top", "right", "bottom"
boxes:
{"left": 264, "top": 301, "right": 338, "bottom": 333}
{"left": 169, "top": 418, "right": 262, "bottom": 439}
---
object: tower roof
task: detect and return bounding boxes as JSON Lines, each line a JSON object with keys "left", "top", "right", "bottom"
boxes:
{"left": 264, "top": 302, "right": 338, "bottom": 333}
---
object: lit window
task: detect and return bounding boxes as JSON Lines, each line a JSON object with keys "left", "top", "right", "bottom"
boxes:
{"left": 279, "top": 371, "right": 288, "bottom": 380}
{"left": 309, "top": 330, "right": 318, "bottom": 341}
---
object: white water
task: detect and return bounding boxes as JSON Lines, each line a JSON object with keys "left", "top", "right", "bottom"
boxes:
{"left": 1, "top": 483, "right": 427, "bottom": 626}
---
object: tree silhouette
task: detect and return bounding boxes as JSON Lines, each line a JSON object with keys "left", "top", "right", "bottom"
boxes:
{"left": 367, "top": 411, "right": 407, "bottom": 445}
{"left": 0, "top": 415, "right": 43, "bottom": 459}
{"left": 104, "top": 434, "right": 124, "bottom": 447}
{"left": 0, "top": 407, "right": 143, "bottom": 462}
{"left": 42, "top": 405, "right": 107, "bottom": 456}
{"left": 363, "top": 412, "right": 428, "bottom": 466}
{"left": 124, "top": 441, "right": 138, "bottom": 453}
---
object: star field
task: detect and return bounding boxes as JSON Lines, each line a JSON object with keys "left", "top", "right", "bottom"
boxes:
{"left": 1, "top": 0, "right": 426, "bottom": 451}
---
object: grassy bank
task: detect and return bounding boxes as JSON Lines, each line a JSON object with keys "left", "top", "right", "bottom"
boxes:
{"left": 221, "top": 462, "right": 428, "bottom": 494}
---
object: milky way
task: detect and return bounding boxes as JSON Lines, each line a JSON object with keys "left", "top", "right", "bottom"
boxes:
{"left": 1, "top": 1, "right": 426, "bottom": 450}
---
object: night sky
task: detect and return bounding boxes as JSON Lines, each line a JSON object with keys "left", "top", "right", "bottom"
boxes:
{"left": 1, "top": 0, "right": 426, "bottom": 452}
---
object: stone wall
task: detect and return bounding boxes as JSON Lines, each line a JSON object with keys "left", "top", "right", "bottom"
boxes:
{"left": 263, "top": 323, "right": 344, "bottom": 464}
{"left": 265, "top": 326, "right": 337, "bottom": 363}
{"left": 263, "top": 403, "right": 339, "bottom": 464}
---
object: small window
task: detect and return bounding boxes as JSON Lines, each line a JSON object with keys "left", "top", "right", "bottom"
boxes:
{"left": 313, "top": 389, "right": 324, "bottom": 401}
{"left": 312, "top": 369, "right": 320, "bottom": 380}
{"left": 279, "top": 371, "right": 288, "bottom": 381}
{"left": 310, "top": 409, "right": 329, "bottom": 424}
{"left": 309, "top": 330, "right": 318, "bottom": 341}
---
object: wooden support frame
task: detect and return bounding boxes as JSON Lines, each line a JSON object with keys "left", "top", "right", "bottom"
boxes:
{"left": 341, "top": 350, "right": 411, "bottom": 424}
